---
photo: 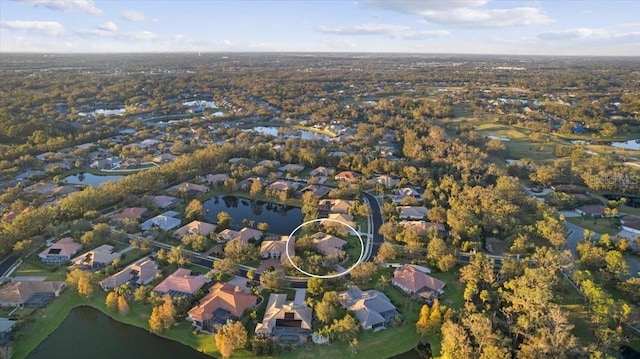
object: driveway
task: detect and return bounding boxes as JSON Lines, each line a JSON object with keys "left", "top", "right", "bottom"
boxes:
{"left": 293, "top": 288, "right": 306, "bottom": 305}
{"left": 227, "top": 275, "right": 250, "bottom": 289}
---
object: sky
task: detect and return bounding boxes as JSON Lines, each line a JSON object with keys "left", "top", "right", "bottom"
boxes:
{"left": 0, "top": 0, "right": 639, "bottom": 56}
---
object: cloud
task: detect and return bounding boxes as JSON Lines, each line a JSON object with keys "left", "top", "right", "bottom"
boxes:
{"left": 128, "top": 31, "right": 158, "bottom": 41}
{"left": 317, "top": 23, "right": 449, "bottom": 39}
{"left": 539, "top": 28, "right": 640, "bottom": 41}
{"left": 97, "top": 21, "right": 118, "bottom": 32}
{"left": 318, "top": 23, "right": 410, "bottom": 36}
{"left": 0, "top": 20, "right": 64, "bottom": 36}
{"left": 363, "top": 0, "right": 552, "bottom": 28}
{"left": 324, "top": 38, "right": 356, "bottom": 48}
{"left": 121, "top": 10, "right": 147, "bottom": 22}
{"left": 20, "top": 0, "right": 102, "bottom": 15}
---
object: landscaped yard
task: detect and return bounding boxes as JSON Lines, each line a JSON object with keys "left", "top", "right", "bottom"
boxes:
{"left": 565, "top": 216, "right": 620, "bottom": 236}
{"left": 12, "top": 256, "right": 67, "bottom": 281}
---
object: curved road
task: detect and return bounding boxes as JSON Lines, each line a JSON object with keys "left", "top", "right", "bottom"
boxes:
{"left": 361, "top": 191, "right": 384, "bottom": 260}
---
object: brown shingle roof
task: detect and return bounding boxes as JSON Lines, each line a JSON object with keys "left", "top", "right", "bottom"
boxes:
{"left": 153, "top": 268, "right": 208, "bottom": 295}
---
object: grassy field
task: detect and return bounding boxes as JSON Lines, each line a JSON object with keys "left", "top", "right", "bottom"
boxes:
{"left": 12, "top": 256, "right": 67, "bottom": 281}
{"left": 565, "top": 217, "right": 621, "bottom": 236}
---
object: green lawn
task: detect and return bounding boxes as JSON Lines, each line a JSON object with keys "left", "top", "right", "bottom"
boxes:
{"left": 12, "top": 256, "right": 67, "bottom": 281}
{"left": 565, "top": 217, "right": 620, "bottom": 236}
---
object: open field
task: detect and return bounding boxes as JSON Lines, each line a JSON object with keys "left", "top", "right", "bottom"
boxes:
{"left": 565, "top": 217, "right": 621, "bottom": 236}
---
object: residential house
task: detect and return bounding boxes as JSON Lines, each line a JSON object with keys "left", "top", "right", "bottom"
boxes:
{"left": 255, "top": 293, "right": 313, "bottom": 345}
{"left": 0, "top": 281, "right": 66, "bottom": 308}
{"left": 369, "top": 175, "right": 400, "bottom": 189}
{"left": 38, "top": 237, "right": 82, "bottom": 265}
{"left": 174, "top": 221, "right": 217, "bottom": 239}
{"left": 257, "top": 160, "right": 281, "bottom": 168}
{"left": 334, "top": 171, "right": 360, "bottom": 183}
{"left": 153, "top": 268, "right": 209, "bottom": 298}
{"left": 120, "top": 158, "right": 141, "bottom": 169}
{"left": 309, "top": 166, "right": 333, "bottom": 177}
{"left": 111, "top": 207, "right": 149, "bottom": 221}
{"left": 575, "top": 205, "right": 605, "bottom": 217}
{"left": 152, "top": 153, "right": 176, "bottom": 164}
{"left": 23, "top": 182, "right": 58, "bottom": 196}
{"left": 299, "top": 184, "right": 331, "bottom": 198}
{"left": 310, "top": 232, "right": 347, "bottom": 257}
{"left": 279, "top": 164, "right": 304, "bottom": 173}
{"left": 151, "top": 195, "right": 180, "bottom": 209}
{"left": 397, "top": 206, "right": 429, "bottom": 220}
{"left": 319, "top": 199, "right": 354, "bottom": 214}
{"left": 392, "top": 188, "right": 423, "bottom": 203}
{"left": 260, "top": 236, "right": 294, "bottom": 261}
{"left": 219, "top": 228, "right": 263, "bottom": 246}
{"left": 392, "top": 265, "right": 446, "bottom": 303}
{"left": 0, "top": 318, "right": 16, "bottom": 346}
{"left": 48, "top": 185, "right": 79, "bottom": 199}
{"left": 398, "top": 221, "right": 446, "bottom": 236}
{"left": 170, "top": 182, "right": 209, "bottom": 196}
{"left": 70, "top": 244, "right": 120, "bottom": 270}
{"left": 140, "top": 212, "right": 181, "bottom": 231}
{"left": 99, "top": 257, "right": 161, "bottom": 291}
{"left": 326, "top": 213, "right": 357, "bottom": 229}
{"left": 338, "top": 287, "right": 401, "bottom": 330}
{"left": 90, "top": 157, "right": 122, "bottom": 170}
{"left": 268, "top": 180, "right": 300, "bottom": 192}
{"left": 203, "top": 174, "right": 231, "bottom": 186}
{"left": 187, "top": 283, "right": 257, "bottom": 332}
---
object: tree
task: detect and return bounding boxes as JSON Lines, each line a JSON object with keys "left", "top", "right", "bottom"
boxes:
{"left": 167, "top": 245, "right": 190, "bottom": 267}
{"left": 213, "top": 258, "right": 238, "bottom": 275}
{"left": 246, "top": 268, "right": 255, "bottom": 281}
{"left": 215, "top": 320, "right": 248, "bottom": 359}
{"left": 349, "top": 262, "right": 377, "bottom": 285}
{"left": 257, "top": 222, "right": 269, "bottom": 232}
{"left": 328, "top": 314, "right": 359, "bottom": 342}
{"left": 134, "top": 285, "right": 151, "bottom": 303}
{"left": 301, "top": 191, "right": 319, "bottom": 221}
{"left": 374, "top": 242, "right": 398, "bottom": 264}
{"left": 427, "top": 237, "right": 447, "bottom": 265}
{"left": 106, "top": 291, "right": 118, "bottom": 311}
{"left": 77, "top": 275, "right": 94, "bottom": 299}
{"left": 416, "top": 304, "right": 432, "bottom": 337}
{"left": 437, "top": 254, "right": 457, "bottom": 272}
{"left": 148, "top": 294, "right": 176, "bottom": 333}
{"left": 185, "top": 199, "right": 204, "bottom": 222}
{"left": 440, "top": 319, "right": 473, "bottom": 359}
{"left": 118, "top": 295, "right": 130, "bottom": 316}
{"left": 217, "top": 211, "right": 232, "bottom": 229}
{"left": 259, "top": 269, "right": 286, "bottom": 291}
{"left": 250, "top": 179, "right": 263, "bottom": 196}
{"left": 307, "top": 277, "right": 325, "bottom": 297}
{"left": 604, "top": 250, "right": 630, "bottom": 281}
{"left": 316, "top": 291, "right": 340, "bottom": 324}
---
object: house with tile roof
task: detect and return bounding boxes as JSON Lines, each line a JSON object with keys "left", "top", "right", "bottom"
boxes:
{"left": 397, "top": 206, "right": 429, "bottom": 220}
{"left": 70, "top": 244, "right": 120, "bottom": 270}
{"left": 187, "top": 283, "right": 257, "bottom": 332}
{"left": 392, "top": 265, "right": 445, "bottom": 303}
{"left": 260, "top": 236, "right": 294, "bottom": 261}
{"left": 319, "top": 199, "right": 354, "bottom": 214}
{"left": 111, "top": 207, "right": 149, "bottom": 221}
{"left": 153, "top": 268, "right": 209, "bottom": 298}
{"left": 99, "top": 257, "right": 161, "bottom": 291}
{"left": 0, "top": 281, "right": 66, "bottom": 308}
{"left": 174, "top": 220, "right": 217, "bottom": 238}
{"left": 326, "top": 213, "right": 357, "bottom": 229}
{"left": 38, "top": 237, "right": 82, "bottom": 265}
{"left": 255, "top": 293, "right": 312, "bottom": 345}
{"left": 310, "top": 232, "right": 347, "bottom": 257}
{"left": 334, "top": 171, "right": 360, "bottom": 183}
{"left": 338, "top": 287, "right": 401, "bottom": 331}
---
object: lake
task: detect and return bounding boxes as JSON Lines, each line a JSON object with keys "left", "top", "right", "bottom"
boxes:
{"left": 63, "top": 173, "right": 124, "bottom": 187}
{"left": 203, "top": 195, "right": 303, "bottom": 235}
{"left": 611, "top": 139, "right": 640, "bottom": 150}
{"left": 26, "top": 306, "right": 213, "bottom": 359}
{"left": 246, "top": 126, "right": 330, "bottom": 141}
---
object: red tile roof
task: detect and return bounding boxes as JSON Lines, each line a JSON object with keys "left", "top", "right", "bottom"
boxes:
{"left": 188, "top": 283, "right": 257, "bottom": 322}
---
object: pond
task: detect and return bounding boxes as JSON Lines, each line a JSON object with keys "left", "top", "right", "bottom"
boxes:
{"left": 26, "top": 306, "right": 213, "bottom": 359}
{"left": 203, "top": 195, "right": 303, "bottom": 235}
{"left": 245, "top": 126, "right": 330, "bottom": 141}
{"left": 63, "top": 173, "right": 124, "bottom": 187}
{"left": 611, "top": 139, "right": 640, "bottom": 150}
